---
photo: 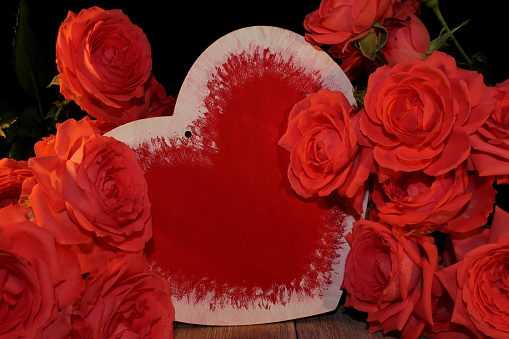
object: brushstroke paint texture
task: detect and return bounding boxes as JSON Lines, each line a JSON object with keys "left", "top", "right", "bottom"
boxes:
{"left": 107, "top": 26, "right": 357, "bottom": 325}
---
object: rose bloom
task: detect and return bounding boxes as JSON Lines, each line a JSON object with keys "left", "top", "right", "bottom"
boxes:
{"left": 470, "top": 78, "right": 509, "bottom": 177}
{"left": 0, "top": 205, "right": 84, "bottom": 338}
{"left": 74, "top": 253, "right": 175, "bottom": 338}
{"left": 436, "top": 236, "right": 509, "bottom": 339}
{"left": 320, "top": 0, "right": 421, "bottom": 80}
{"left": 56, "top": 6, "right": 172, "bottom": 126}
{"left": 421, "top": 288, "right": 475, "bottom": 339}
{"left": 41, "top": 303, "right": 93, "bottom": 339}
{"left": 343, "top": 218, "right": 438, "bottom": 337}
{"left": 371, "top": 165, "right": 496, "bottom": 234}
{"left": 0, "top": 158, "right": 32, "bottom": 207}
{"left": 27, "top": 118, "right": 152, "bottom": 254}
{"left": 304, "top": 0, "right": 397, "bottom": 51}
{"left": 358, "top": 51, "right": 494, "bottom": 176}
{"left": 382, "top": 14, "right": 430, "bottom": 66}
{"left": 278, "top": 89, "right": 372, "bottom": 213}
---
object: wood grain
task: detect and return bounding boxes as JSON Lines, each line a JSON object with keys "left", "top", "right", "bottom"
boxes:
{"left": 295, "top": 305, "right": 400, "bottom": 339}
{"left": 174, "top": 304, "right": 402, "bottom": 338}
{"left": 174, "top": 320, "right": 297, "bottom": 339}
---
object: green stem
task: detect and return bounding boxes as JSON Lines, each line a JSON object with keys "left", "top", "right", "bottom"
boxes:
{"left": 54, "top": 99, "right": 72, "bottom": 123}
{"left": 375, "top": 53, "right": 386, "bottom": 66}
{"left": 425, "top": 0, "right": 472, "bottom": 65}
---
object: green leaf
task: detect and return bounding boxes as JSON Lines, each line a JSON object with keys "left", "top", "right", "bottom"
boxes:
{"left": 1, "top": 107, "right": 43, "bottom": 161}
{"left": 16, "top": 108, "right": 42, "bottom": 139}
{"left": 0, "top": 115, "right": 19, "bottom": 133}
{"left": 372, "top": 22, "right": 388, "bottom": 50}
{"left": 0, "top": 100, "right": 19, "bottom": 124}
{"left": 47, "top": 75, "right": 60, "bottom": 88}
{"left": 0, "top": 100, "right": 19, "bottom": 139}
{"left": 356, "top": 23, "right": 388, "bottom": 61}
{"left": 428, "top": 19, "right": 470, "bottom": 54}
{"left": 9, "top": 137, "right": 37, "bottom": 161}
{"left": 357, "top": 30, "right": 378, "bottom": 61}
{"left": 13, "top": 0, "right": 49, "bottom": 113}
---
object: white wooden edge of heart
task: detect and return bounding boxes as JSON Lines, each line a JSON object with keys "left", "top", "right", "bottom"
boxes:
{"left": 106, "top": 26, "right": 361, "bottom": 325}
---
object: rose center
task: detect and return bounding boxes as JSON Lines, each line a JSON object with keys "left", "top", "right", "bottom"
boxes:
{"left": 311, "top": 128, "right": 341, "bottom": 163}
{"left": 386, "top": 171, "right": 433, "bottom": 201}
{"left": 0, "top": 263, "right": 26, "bottom": 320}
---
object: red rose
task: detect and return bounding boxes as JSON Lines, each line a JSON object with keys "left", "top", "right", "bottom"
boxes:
{"left": 382, "top": 14, "right": 430, "bottom": 66}
{"left": 434, "top": 208, "right": 509, "bottom": 338}
{"left": 41, "top": 303, "right": 93, "bottom": 339}
{"left": 278, "top": 89, "right": 372, "bottom": 213}
{"left": 343, "top": 218, "right": 438, "bottom": 337}
{"left": 74, "top": 253, "right": 175, "bottom": 339}
{"left": 28, "top": 118, "right": 152, "bottom": 253}
{"left": 0, "top": 158, "right": 32, "bottom": 208}
{"left": 470, "top": 78, "right": 509, "bottom": 177}
{"left": 371, "top": 165, "right": 496, "bottom": 234}
{"left": 304, "top": 0, "right": 397, "bottom": 51}
{"left": 421, "top": 288, "right": 475, "bottom": 339}
{"left": 316, "top": 0, "right": 420, "bottom": 80}
{"left": 436, "top": 237, "right": 509, "bottom": 338}
{"left": 0, "top": 205, "right": 84, "bottom": 338}
{"left": 358, "top": 51, "right": 494, "bottom": 176}
{"left": 56, "top": 6, "right": 171, "bottom": 126}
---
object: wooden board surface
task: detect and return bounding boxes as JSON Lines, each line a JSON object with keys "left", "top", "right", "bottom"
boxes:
{"left": 174, "top": 304, "right": 403, "bottom": 338}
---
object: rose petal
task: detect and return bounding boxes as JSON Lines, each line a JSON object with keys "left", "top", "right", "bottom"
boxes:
{"left": 424, "top": 126, "right": 471, "bottom": 176}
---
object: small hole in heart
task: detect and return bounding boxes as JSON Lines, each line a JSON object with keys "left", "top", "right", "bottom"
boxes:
{"left": 184, "top": 130, "right": 192, "bottom": 138}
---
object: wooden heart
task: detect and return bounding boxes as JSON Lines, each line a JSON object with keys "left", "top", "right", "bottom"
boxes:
{"left": 106, "top": 26, "right": 357, "bottom": 325}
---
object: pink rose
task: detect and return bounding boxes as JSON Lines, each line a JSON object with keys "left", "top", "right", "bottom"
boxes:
{"left": 382, "top": 14, "right": 430, "bottom": 66}
{"left": 470, "top": 78, "right": 509, "bottom": 177}
{"left": 358, "top": 51, "right": 494, "bottom": 176}
{"left": 74, "top": 253, "right": 175, "bottom": 338}
{"left": 56, "top": 6, "right": 172, "bottom": 126}
{"left": 343, "top": 218, "right": 438, "bottom": 337}
{"left": 0, "top": 205, "right": 84, "bottom": 338}
{"left": 0, "top": 158, "right": 32, "bottom": 207}
{"left": 278, "top": 89, "right": 372, "bottom": 213}
{"left": 304, "top": 0, "right": 397, "bottom": 50}
{"left": 27, "top": 118, "right": 152, "bottom": 253}
{"left": 371, "top": 165, "right": 496, "bottom": 234}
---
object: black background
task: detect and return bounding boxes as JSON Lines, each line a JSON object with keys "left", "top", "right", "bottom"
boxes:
{"left": 2, "top": 0, "right": 508, "bottom": 99}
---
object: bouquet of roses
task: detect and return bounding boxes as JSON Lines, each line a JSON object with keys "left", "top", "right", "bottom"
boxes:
{"left": 1, "top": 3, "right": 175, "bottom": 338}
{"left": 277, "top": 0, "right": 509, "bottom": 338}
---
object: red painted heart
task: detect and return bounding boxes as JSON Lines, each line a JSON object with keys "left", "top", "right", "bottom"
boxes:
{"left": 107, "top": 26, "right": 358, "bottom": 325}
